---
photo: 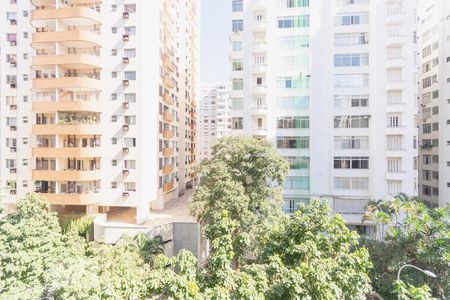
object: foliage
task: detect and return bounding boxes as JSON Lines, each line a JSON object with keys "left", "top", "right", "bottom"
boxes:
{"left": 394, "top": 280, "right": 435, "bottom": 300}
{"left": 63, "top": 214, "right": 94, "bottom": 240}
{"left": 362, "top": 198, "right": 449, "bottom": 299}
{"left": 191, "top": 136, "right": 289, "bottom": 266}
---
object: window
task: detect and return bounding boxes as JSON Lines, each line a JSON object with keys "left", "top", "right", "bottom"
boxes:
{"left": 111, "top": 160, "right": 118, "bottom": 166}
{"left": 334, "top": 157, "right": 369, "bottom": 169}
{"left": 387, "top": 158, "right": 402, "bottom": 173}
{"left": 334, "top": 33, "right": 369, "bottom": 46}
{"left": 277, "top": 136, "right": 309, "bottom": 149}
{"left": 111, "top": 49, "right": 117, "bottom": 56}
{"left": 232, "top": 78, "right": 243, "bottom": 90}
{"left": 111, "top": 182, "right": 117, "bottom": 189}
{"left": 334, "top": 74, "right": 369, "bottom": 88}
{"left": 111, "top": 138, "right": 117, "bottom": 144}
{"left": 387, "top": 135, "right": 403, "bottom": 150}
{"left": 231, "top": 98, "right": 243, "bottom": 110}
{"left": 232, "top": 0, "right": 243, "bottom": 11}
{"left": 388, "top": 115, "right": 401, "bottom": 127}
{"left": 124, "top": 182, "right": 136, "bottom": 192}
{"left": 124, "top": 93, "right": 136, "bottom": 102}
{"left": 232, "top": 59, "right": 243, "bottom": 71}
{"left": 232, "top": 19, "right": 243, "bottom": 32}
{"left": 284, "top": 156, "right": 310, "bottom": 169}
{"left": 124, "top": 26, "right": 136, "bottom": 35}
{"left": 334, "top": 115, "right": 370, "bottom": 128}
{"left": 232, "top": 117, "right": 243, "bottom": 129}
{"left": 277, "top": 15, "right": 309, "bottom": 28}
{"left": 334, "top": 177, "right": 368, "bottom": 190}
{"left": 335, "top": 13, "right": 369, "bottom": 26}
{"left": 124, "top": 115, "right": 136, "bottom": 125}
{"left": 334, "top": 136, "right": 369, "bottom": 150}
{"left": 334, "top": 95, "right": 369, "bottom": 108}
{"left": 124, "top": 48, "right": 136, "bottom": 57}
{"left": 277, "top": 96, "right": 309, "bottom": 109}
{"left": 124, "top": 160, "right": 136, "bottom": 169}
{"left": 278, "top": 35, "right": 309, "bottom": 48}
{"left": 112, "top": 72, "right": 117, "bottom": 78}
{"left": 111, "top": 115, "right": 118, "bottom": 122}
{"left": 277, "top": 116, "right": 309, "bottom": 129}
{"left": 284, "top": 176, "right": 309, "bottom": 190}
{"left": 334, "top": 53, "right": 369, "bottom": 67}
{"left": 286, "top": 0, "right": 309, "bottom": 7}
{"left": 388, "top": 180, "right": 402, "bottom": 195}
{"left": 112, "top": 27, "right": 117, "bottom": 33}
{"left": 124, "top": 71, "right": 136, "bottom": 80}
{"left": 277, "top": 76, "right": 310, "bottom": 89}
{"left": 124, "top": 138, "right": 136, "bottom": 147}
{"left": 124, "top": 4, "right": 136, "bottom": 13}
{"left": 232, "top": 41, "right": 242, "bottom": 51}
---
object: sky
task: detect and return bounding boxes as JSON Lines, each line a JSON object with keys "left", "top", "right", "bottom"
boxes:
{"left": 200, "top": 0, "right": 231, "bottom": 85}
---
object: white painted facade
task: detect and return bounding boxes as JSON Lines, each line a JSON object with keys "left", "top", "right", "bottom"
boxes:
{"left": 230, "top": 0, "right": 418, "bottom": 224}
{"left": 198, "top": 84, "right": 231, "bottom": 161}
{"left": 417, "top": 0, "right": 450, "bottom": 208}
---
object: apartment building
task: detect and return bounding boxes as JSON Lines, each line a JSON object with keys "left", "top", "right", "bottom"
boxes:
{"left": 199, "top": 84, "right": 231, "bottom": 160}
{"left": 417, "top": 0, "right": 450, "bottom": 208}
{"left": 230, "top": 0, "right": 418, "bottom": 226}
{"left": 1, "top": 0, "right": 198, "bottom": 225}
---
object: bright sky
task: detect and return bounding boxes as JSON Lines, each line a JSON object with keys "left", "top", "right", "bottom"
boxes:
{"left": 200, "top": 0, "right": 231, "bottom": 84}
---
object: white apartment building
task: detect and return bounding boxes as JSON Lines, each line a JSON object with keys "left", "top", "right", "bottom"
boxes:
{"left": 417, "top": 0, "right": 450, "bottom": 208}
{"left": 0, "top": 0, "right": 198, "bottom": 225}
{"left": 230, "top": 0, "right": 418, "bottom": 227}
{"left": 198, "top": 84, "right": 231, "bottom": 160}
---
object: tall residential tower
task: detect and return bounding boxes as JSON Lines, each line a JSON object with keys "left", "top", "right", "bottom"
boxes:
{"left": 230, "top": 0, "right": 418, "bottom": 226}
{"left": 1, "top": 0, "right": 199, "bottom": 225}
{"left": 417, "top": 0, "right": 450, "bottom": 208}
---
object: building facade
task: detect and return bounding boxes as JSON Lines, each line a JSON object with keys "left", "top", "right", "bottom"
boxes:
{"left": 198, "top": 84, "right": 231, "bottom": 160}
{"left": 230, "top": 0, "right": 418, "bottom": 224}
{"left": 1, "top": 0, "right": 199, "bottom": 224}
{"left": 417, "top": 0, "right": 450, "bottom": 208}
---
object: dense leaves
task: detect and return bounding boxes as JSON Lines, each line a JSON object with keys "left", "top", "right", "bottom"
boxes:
{"left": 362, "top": 198, "right": 450, "bottom": 299}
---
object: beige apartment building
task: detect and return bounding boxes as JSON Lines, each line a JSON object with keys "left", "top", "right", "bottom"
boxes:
{"left": 1, "top": 0, "right": 199, "bottom": 225}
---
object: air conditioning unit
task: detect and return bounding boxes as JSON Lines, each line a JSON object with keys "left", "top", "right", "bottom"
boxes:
{"left": 10, "top": 41, "right": 16, "bottom": 46}
{"left": 122, "top": 57, "right": 129, "bottom": 64}
{"left": 9, "top": 19, "right": 17, "bottom": 25}
{"left": 123, "top": 79, "right": 129, "bottom": 86}
{"left": 122, "top": 192, "right": 129, "bottom": 198}
{"left": 122, "top": 125, "right": 129, "bottom": 132}
{"left": 122, "top": 169, "right": 129, "bottom": 176}
{"left": 10, "top": 126, "right": 16, "bottom": 131}
{"left": 10, "top": 83, "right": 16, "bottom": 88}
{"left": 10, "top": 168, "right": 16, "bottom": 173}
{"left": 122, "top": 34, "right": 129, "bottom": 42}
{"left": 122, "top": 102, "right": 129, "bottom": 108}
{"left": 122, "top": 147, "right": 129, "bottom": 154}
{"left": 123, "top": 12, "right": 129, "bottom": 19}
{"left": 10, "top": 104, "right": 17, "bottom": 110}
{"left": 10, "top": 62, "right": 17, "bottom": 67}
{"left": 10, "top": 147, "right": 16, "bottom": 152}
{"left": 10, "top": 189, "right": 16, "bottom": 195}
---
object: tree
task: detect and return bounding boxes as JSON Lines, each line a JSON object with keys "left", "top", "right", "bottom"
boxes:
{"left": 362, "top": 198, "right": 449, "bottom": 299}
{"left": 191, "top": 136, "right": 289, "bottom": 266}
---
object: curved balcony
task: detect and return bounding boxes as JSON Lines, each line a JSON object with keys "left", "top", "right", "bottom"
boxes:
{"left": 163, "top": 129, "right": 174, "bottom": 139}
{"left": 32, "top": 123, "right": 101, "bottom": 135}
{"left": 32, "top": 169, "right": 102, "bottom": 181}
{"left": 32, "top": 100, "right": 101, "bottom": 112}
{"left": 39, "top": 192, "right": 101, "bottom": 205}
{"left": 252, "top": 128, "right": 267, "bottom": 136}
{"left": 386, "top": 80, "right": 406, "bottom": 91}
{"left": 252, "top": 42, "right": 267, "bottom": 52}
{"left": 163, "top": 147, "right": 174, "bottom": 157}
{"left": 385, "top": 34, "right": 406, "bottom": 47}
{"left": 386, "top": 57, "right": 406, "bottom": 69}
{"left": 32, "top": 77, "right": 101, "bottom": 91}
{"left": 163, "top": 111, "right": 174, "bottom": 122}
{"left": 252, "top": 106, "right": 268, "bottom": 115}
{"left": 252, "top": 21, "right": 267, "bottom": 32}
{"left": 163, "top": 182, "right": 175, "bottom": 193}
{"left": 32, "top": 54, "right": 101, "bottom": 69}
{"left": 31, "top": 30, "right": 101, "bottom": 48}
{"left": 163, "top": 93, "right": 174, "bottom": 105}
{"left": 252, "top": 64, "right": 267, "bottom": 74}
{"left": 252, "top": 85, "right": 267, "bottom": 95}
{"left": 163, "top": 75, "right": 174, "bottom": 89}
{"left": 32, "top": 147, "right": 102, "bottom": 158}
{"left": 163, "top": 165, "right": 173, "bottom": 175}
{"left": 31, "top": 7, "right": 101, "bottom": 26}
{"left": 386, "top": 12, "right": 406, "bottom": 25}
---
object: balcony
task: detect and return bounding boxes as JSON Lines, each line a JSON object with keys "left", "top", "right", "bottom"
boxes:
{"left": 163, "top": 75, "right": 174, "bottom": 89}
{"left": 162, "top": 54, "right": 174, "bottom": 72}
{"left": 39, "top": 192, "right": 100, "bottom": 205}
{"left": 163, "top": 111, "right": 174, "bottom": 122}
{"left": 253, "top": 0, "right": 267, "bottom": 10}
{"left": 252, "top": 21, "right": 267, "bottom": 32}
{"left": 163, "top": 182, "right": 175, "bottom": 193}
{"left": 386, "top": 11, "right": 406, "bottom": 25}
{"left": 32, "top": 54, "right": 101, "bottom": 69}
{"left": 32, "top": 77, "right": 100, "bottom": 91}
{"left": 163, "top": 129, "right": 174, "bottom": 139}
{"left": 32, "top": 100, "right": 101, "bottom": 112}
{"left": 163, "top": 147, "right": 174, "bottom": 157}
{"left": 252, "top": 106, "right": 267, "bottom": 115}
{"left": 32, "top": 123, "right": 100, "bottom": 135}
{"left": 386, "top": 57, "right": 406, "bottom": 69}
{"left": 163, "top": 165, "right": 173, "bottom": 175}
{"left": 252, "top": 64, "right": 267, "bottom": 74}
{"left": 252, "top": 42, "right": 267, "bottom": 52}
{"left": 252, "top": 128, "right": 267, "bottom": 136}
{"left": 252, "top": 85, "right": 267, "bottom": 95}
{"left": 32, "top": 169, "right": 102, "bottom": 181}
{"left": 385, "top": 33, "right": 407, "bottom": 46}
{"left": 31, "top": 7, "right": 101, "bottom": 26}
{"left": 386, "top": 80, "right": 406, "bottom": 91}
{"left": 163, "top": 93, "right": 174, "bottom": 105}
{"left": 32, "top": 147, "right": 102, "bottom": 158}
{"left": 31, "top": 30, "right": 101, "bottom": 48}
